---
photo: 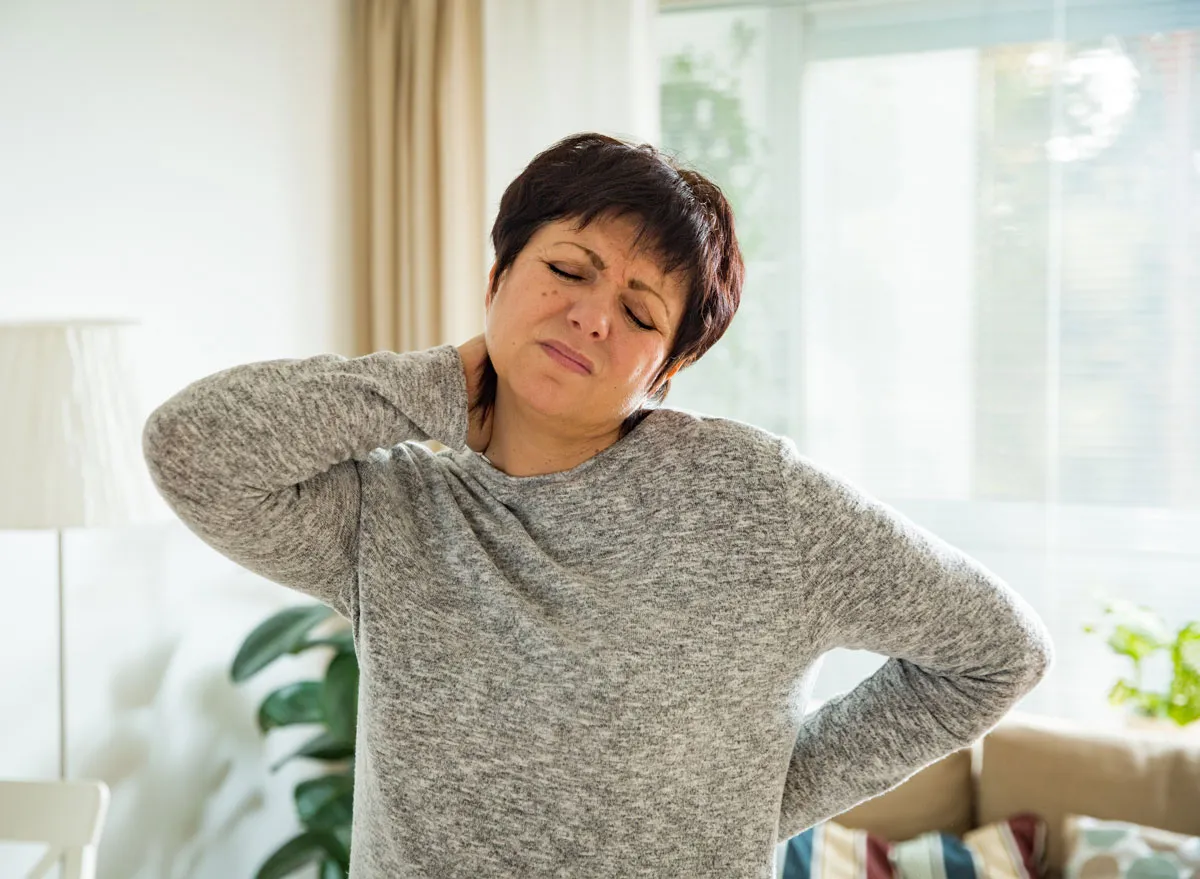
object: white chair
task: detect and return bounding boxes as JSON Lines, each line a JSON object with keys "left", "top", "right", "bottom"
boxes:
{"left": 0, "top": 779, "right": 110, "bottom": 879}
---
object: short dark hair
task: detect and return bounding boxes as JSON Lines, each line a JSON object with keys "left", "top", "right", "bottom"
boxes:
{"left": 472, "top": 131, "right": 744, "bottom": 437}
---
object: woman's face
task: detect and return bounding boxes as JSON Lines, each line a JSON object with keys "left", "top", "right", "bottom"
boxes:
{"left": 483, "top": 213, "right": 688, "bottom": 429}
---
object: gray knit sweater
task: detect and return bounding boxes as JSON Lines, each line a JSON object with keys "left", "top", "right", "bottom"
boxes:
{"left": 141, "top": 342, "right": 1054, "bottom": 878}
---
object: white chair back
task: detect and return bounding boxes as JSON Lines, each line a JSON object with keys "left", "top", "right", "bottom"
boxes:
{"left": 0, "top": 779, "right": 110, "bottom": 879}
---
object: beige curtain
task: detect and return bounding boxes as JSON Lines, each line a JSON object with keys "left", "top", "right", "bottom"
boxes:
{"left": 352, "top": 0, "right": 486, "bottom": 357}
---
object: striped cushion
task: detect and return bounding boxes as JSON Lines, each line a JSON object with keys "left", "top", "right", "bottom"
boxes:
{"left": 779, "top": 812, "right": 1048, "bottom": 879}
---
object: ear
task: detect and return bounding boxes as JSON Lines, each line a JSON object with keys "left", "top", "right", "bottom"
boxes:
{"left": 486, "top": 261, "right": 498, "bottom": 307}
{"left": 652, "top": 363, "right": 681, "bottom": 396}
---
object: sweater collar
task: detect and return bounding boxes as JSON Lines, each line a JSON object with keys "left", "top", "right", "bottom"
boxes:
{"left": 448, "top": 407, "right": 665, "bottom": 498}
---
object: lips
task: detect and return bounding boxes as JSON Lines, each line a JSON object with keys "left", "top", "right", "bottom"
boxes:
{"left": 541, "top": 339, "right": 593, "bottom": 373}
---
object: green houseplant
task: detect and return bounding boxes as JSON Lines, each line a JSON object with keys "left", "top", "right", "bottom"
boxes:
{"left": 1082, "top": 598, "right": 1200, "bottom": 727}
{"left": 231, "top": 604, "right": 359, "bottom": 879}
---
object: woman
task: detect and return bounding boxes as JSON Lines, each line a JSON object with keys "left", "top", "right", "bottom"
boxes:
{"left": 143, "top": 132, "right": 1053, "bottom": 878}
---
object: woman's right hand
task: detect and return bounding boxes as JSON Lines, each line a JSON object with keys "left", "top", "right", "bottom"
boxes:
{"left": 456, "top": 333, "right": 492, "bottom": 453}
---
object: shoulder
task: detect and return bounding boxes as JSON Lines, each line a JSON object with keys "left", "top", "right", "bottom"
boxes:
{"left": 648, "top": 408, "right": 865, "bottom": 508}
{"left": 647, "top": 406, "right": 793, "bottom": 475}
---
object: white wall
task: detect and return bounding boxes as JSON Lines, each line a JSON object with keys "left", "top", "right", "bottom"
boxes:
{"left": 0, "top": 1, "right": 358, "bottom": 876}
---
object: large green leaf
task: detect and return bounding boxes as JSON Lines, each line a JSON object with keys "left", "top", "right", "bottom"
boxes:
{"left": 254, "top": 830, "right": 348, "bottom": 879}
{"left": 332, "top": 824, "right": 352, "bottom": 857}
{"left": 308, "top": 792, "right": 353, "bottom": 832}
{"left": 295, "top": 773, "right": 354, "bottom": 830}
{"left": 322, "top": 653, "right": 359, "bottom": 744}
{"left": 271, "top": 731, "right": 355, "bottom": 772}
{"left": 320, "top": 860, "right": 346, "bottom": 879}
{"left": 232, "top": 604, "right": 335, "bottom": 683}
{"left": 258, "top": 681, "right": 324, "bottom": 733}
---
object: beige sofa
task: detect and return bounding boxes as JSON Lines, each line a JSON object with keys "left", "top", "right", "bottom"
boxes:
{"left": 823, "top": 711, "right": 1200, "bottom": 879}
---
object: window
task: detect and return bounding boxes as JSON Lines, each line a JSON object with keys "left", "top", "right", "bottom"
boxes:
{"left": 660, "top": 0, "right": 1200, "bottom": 721}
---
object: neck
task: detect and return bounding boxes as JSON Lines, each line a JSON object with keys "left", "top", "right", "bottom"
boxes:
{"left": 480, "top": 389, "right": 629, "bottom": 478}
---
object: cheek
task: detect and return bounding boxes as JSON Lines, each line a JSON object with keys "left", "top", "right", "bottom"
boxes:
{"left": 498, "top": 281, "right": 560, "bottom": 322}
{"left": 618, "top": 342, "right": 664, "bottom": 386}
{"left": 534, "top": 285, "right": 565, "bottom": 312}
{"left": 484, "top": 289, "right": 554, "bottom": 356}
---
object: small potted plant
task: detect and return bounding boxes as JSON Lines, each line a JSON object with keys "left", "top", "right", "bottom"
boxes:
{"left": 1082, "top": 598, "right": 1200, "bottom": 735}
{"left": 231, "top": 603, "right": 358, "bottom": 878}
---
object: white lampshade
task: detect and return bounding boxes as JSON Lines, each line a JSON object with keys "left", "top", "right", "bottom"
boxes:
{"left": 0, "top": 319, "right": 159, "bottom": 529}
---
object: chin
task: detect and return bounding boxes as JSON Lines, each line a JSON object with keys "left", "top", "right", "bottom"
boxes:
{"left": 502, "top": 361, "right": 587, "bottom": 418}
{"left": 520, "top": 383, "right": 584, "bottom": 420}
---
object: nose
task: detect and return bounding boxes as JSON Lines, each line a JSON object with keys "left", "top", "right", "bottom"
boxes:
{"left": 564, "top": 283, "right": 619, "bottom": 339}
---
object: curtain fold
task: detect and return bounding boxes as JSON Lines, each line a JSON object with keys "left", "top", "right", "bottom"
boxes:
{"left": 353, "top": 0, "right": 485, "bottom": 357}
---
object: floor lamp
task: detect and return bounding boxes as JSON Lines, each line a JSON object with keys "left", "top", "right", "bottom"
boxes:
{"left": 0, "top": 319, "right": 157, "bottom": 780}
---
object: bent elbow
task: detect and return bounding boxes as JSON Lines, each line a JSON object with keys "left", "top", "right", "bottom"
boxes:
{"left": 1025, "top": 626, "right": 1055, "bottom": 686}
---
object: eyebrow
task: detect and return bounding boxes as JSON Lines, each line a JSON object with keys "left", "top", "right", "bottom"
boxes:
{"left": 556, "top": 241, "right": 671, "bottom": 321}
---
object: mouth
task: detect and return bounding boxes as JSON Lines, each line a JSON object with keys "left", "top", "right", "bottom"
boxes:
{"left": 539, "top": 341, "right": 592, "bottom": 375}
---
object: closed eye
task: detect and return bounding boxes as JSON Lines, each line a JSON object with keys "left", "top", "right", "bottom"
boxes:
{"left": 547, "top": 263, "right": 655, "bottom": 331}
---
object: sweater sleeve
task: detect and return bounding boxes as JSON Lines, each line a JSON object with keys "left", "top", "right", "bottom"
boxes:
{"left": 141, "top": 343, "right": 469, "bottom": 622}
{"left": 774, "top": 436, "right": 1054, "bottom": 842}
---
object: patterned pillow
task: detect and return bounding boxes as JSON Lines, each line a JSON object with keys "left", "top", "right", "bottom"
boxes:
{"left": 777, "top": 812, "right": 1048, "bottom": 879}
{"left": 1063, "top": 814, "right": 1200, "bottom": 879}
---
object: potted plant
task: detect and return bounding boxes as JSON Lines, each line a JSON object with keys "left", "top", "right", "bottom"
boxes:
{"left": 231, "top": 604, "right": 358, "bottom": 878}
{"left": 1082, "top": 598, "right": 1200, "bottom": 733}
